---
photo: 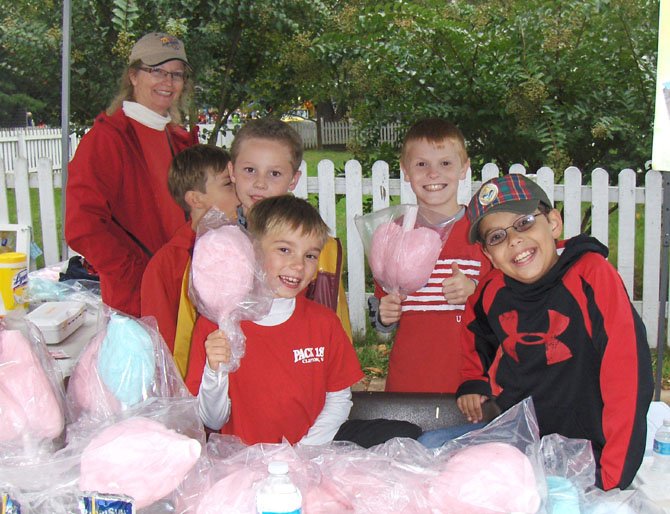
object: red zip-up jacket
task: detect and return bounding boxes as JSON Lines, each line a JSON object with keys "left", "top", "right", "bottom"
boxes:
{"left": 65, "top": 109, "right": 197, "bottom": 316}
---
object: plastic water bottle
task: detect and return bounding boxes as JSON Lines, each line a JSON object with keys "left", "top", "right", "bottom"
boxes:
{"left": 652, "top": 419, "right": 670, "bottom": 473}
{"left": 256, "top": 461, "right": 302, "bottom": 514}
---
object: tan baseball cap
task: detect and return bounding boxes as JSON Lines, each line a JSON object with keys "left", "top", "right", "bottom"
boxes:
{"left": 129, "top": 32, "right": 190, "bottom": 68}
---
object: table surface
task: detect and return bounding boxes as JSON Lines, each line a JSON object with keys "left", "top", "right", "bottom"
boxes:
{"left": 631, "top": 457, "right": 670, "bottom": 512}
{"left": 2, "top": 304, "right": 98, "bottom": 377}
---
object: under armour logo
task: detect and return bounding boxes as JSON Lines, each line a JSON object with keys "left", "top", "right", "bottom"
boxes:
{"left": 499, "top": 310, "right": 572, "bottom": 364}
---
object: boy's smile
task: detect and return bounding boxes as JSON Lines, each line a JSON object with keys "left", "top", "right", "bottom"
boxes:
{"left": 230, "top": 138, "right": 301, "bottom": 214}
{"left": 402, "top": 138, "right": 468, "bottom": 217}
{"left": 480, "top": 209, "right": 563, "bottom": 284}
{"left": 259, "top": 227, "right": 322, "bottom": 298}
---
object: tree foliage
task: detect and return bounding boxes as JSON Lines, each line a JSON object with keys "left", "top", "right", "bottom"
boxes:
{"left": 310, "top": 0, "right": 658, "bottom": 177}
{"left": 0, "top": 0, "right": 658, "bottom": 176}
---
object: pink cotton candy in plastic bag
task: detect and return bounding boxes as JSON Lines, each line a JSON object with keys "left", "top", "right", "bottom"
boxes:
{"left": 356, "top": 204, "right": 454, "bottom": 294}
{"left": 427, "top": 442, "right": 541, "bottom": 514}
{"left": 196, "top": 464, "right": 260, "bottom": 514}
{"left": 66, "top": 331, "right": 121, "bottom": 422}
{"left": 0, "top": 330, "right": 64, "bottom": 442}
{"left": 190, "top": 215, "right": 272, "bottom": 373}
{"left": 79, "top": 416, "right": 201, "bottom": 509}
{"left": 191, "top": 225, "right": 257, "bottom": 320}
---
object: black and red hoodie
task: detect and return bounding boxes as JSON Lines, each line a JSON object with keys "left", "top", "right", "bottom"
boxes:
{"left": 457, "top": 234, "right": 653, "bottom": 490}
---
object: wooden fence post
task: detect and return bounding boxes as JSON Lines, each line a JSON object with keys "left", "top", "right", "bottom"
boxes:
{"left": 13, "top": 157, "right": 32, "bottom": 227}
{"left": 36, "top": 158, "right": 60, "bottom": 265}
{"left": 345, "top": 160, "right": 365, "bottom": 336}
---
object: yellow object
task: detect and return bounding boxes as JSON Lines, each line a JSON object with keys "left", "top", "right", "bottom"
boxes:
{"left": 316, "top": 237, "right": 353, "bottom": 341}
{"left": 0, "top": 252, "right": 27, "bottom": 310}
{"left": 173, "top": 258, "right": 197, "bottom": 378}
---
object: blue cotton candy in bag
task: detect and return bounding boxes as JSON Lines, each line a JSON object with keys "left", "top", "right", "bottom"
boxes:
{"left": 97, "top": 314, "right": 155, "bottom": 406}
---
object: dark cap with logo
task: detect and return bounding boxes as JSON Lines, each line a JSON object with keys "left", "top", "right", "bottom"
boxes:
{"left": 466, "top": 174, "right": 552, "bottom": 243}
{"left": 129, "top": 32, "right": 190, "bottom": 68}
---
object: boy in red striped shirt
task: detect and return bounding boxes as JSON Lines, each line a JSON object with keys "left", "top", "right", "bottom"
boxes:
{"left": 370, "top": 118, "right": 491, "bottom": 392}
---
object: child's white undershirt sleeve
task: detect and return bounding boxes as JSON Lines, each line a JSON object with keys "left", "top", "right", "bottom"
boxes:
{"left": 197, "top": 363, "right": 231, "bottom": 430}
{"left": 299, "top": 387, "right": 353, "bottom": 446}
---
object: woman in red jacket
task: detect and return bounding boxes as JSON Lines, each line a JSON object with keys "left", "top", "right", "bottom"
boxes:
{"left": 65, "top": 32, "right": 198, "bottom": 316}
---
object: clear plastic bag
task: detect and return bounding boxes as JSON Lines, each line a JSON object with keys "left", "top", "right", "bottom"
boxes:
{"left": 27, "top": 262, "right": 101, "bottom": 309}
{"left": 425, "top": 398, "right": 545, "bottom": 514}
{"left": 0, "top": 397, "right": 203, "bottom": 513}
{"left": 65, "top": 307, "right": 192, "bottom": 435}
{"left": 0, "top": 324, "right": 66, "bottom": 462}
{"left": 189, "top": 208, "right": 273, "bottom": 373}
{"left": 354, "top": 204, "right": 456, "bottom": 294}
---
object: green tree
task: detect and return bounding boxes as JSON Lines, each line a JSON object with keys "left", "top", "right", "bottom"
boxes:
{"left": 311, "top": 0, "right": 657, "bottom": 178}
{"left": 0, "top": 0, "right": 62, "bottom": 126}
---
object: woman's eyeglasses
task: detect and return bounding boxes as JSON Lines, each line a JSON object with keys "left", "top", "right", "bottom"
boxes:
{"left": 139, "top": 66, "right": 187, "bottom": 82}
{"left": 483, "top": 211, "right": 543, "bottom": 247}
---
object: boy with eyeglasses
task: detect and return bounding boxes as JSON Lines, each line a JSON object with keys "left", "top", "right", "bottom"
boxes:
{"left": 456, "top": 173, "right": 652, "bottom": 490}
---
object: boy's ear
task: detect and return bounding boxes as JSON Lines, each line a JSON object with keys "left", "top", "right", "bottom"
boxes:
{"left": 547, "top": 209, "right": 563, "bottom": 239}
{"left": 459, "top": 158, "right": 471, "bottom": 180}
{"left": 227, "top": 161, "right": 236, "bottom": 183}
{"left": 287, "top": 169, "right": 302, "bottom": 191}
{"left": 400, "top": 163, "right": 411, "bottom": 183}
{"left": 184, "top": 190, "right": 205, "bottom": 211}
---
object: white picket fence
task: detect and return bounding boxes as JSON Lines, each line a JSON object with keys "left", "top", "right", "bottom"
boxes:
{"left": 287, "top": 120, "right": 403, "bottom": 149}
{"left": 1, "top": 155, "right": 666, "bottom": 347}
{"left": 0, "top": 128, "right": 79, "bottom": 174}
{"left": 0, "top": 122, "right": 401, "bottom": 174}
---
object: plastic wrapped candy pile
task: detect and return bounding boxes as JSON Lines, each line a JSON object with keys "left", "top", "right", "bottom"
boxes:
{"left": 0, "top": 312, "right": 663, "bottom": 512}
{"left": 182, "top": 398, "right": 663, "bottom": 514}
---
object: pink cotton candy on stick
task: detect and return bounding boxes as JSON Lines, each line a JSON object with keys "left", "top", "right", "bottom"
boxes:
{"left": 427, "top": 442, "right": 541, "bottom": 514}
{"left": 79, "top": 417, "right": 201, "bottom": 509}
{"left": 0, "top": 330, "right": 63, "bottom": 441}
{"left": 369, "top": 207, "right": 443, "bottom": 294}
{"left": 191, "top": 226, "right": 256, "bottom": 322}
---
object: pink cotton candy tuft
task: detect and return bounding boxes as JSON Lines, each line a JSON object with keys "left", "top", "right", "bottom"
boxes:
{"left": 66, "top": 331, "right": 121, "bottom": 421}
{"left": 0, "top": 330, "right": 63, "bottom": 441}
{"left": 196, "top": 465, "right": 261, "bottom": 514}
{"left": 427, "top": 442, "right": 541, "bottom": 514}
{"left": 79, "top": 417, "right": 201, "bottom": 509}
{"left": 191, "top": 225, "right": 256, "bottom": 321}
{"left": 370, "top": 220, "right": 443, "bottom": 293}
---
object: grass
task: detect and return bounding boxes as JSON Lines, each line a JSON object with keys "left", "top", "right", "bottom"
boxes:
{"left": 5, "top": 188, "right": 60, "bottom": 270}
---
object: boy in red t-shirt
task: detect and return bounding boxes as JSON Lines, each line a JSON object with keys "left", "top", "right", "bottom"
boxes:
{"left": 186, "top": 195, "right": 364, "bottom": 445}
{"left": 141, "top": 144, "right": 239, "bottom": 376}
{"left": 369, "top": 118, "right": 492, "bottom": 393}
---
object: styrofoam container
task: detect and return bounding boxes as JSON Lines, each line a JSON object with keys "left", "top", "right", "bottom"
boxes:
{"left": 25, "top": 301, "right": 86, "bottom": 345}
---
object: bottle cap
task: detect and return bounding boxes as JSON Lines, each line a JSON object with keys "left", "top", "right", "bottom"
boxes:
{"left": 268, "top": 460, "right": 289, "bottom": 475}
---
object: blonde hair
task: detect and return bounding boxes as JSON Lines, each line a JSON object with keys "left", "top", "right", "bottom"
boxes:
{"left": 401, "top": 118, "right": 468, "bottom": 165}
{"left": 106, "top": 60, "right": 193, "bottom": 124}
{"left": 168, "top": 145, "right": 231, "bottom": 213}
{"left": 247, "top": 195, "right": 329, "bottom": 248}
{"left": 230, "top": 118, "right": 303, "bottom": 172}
